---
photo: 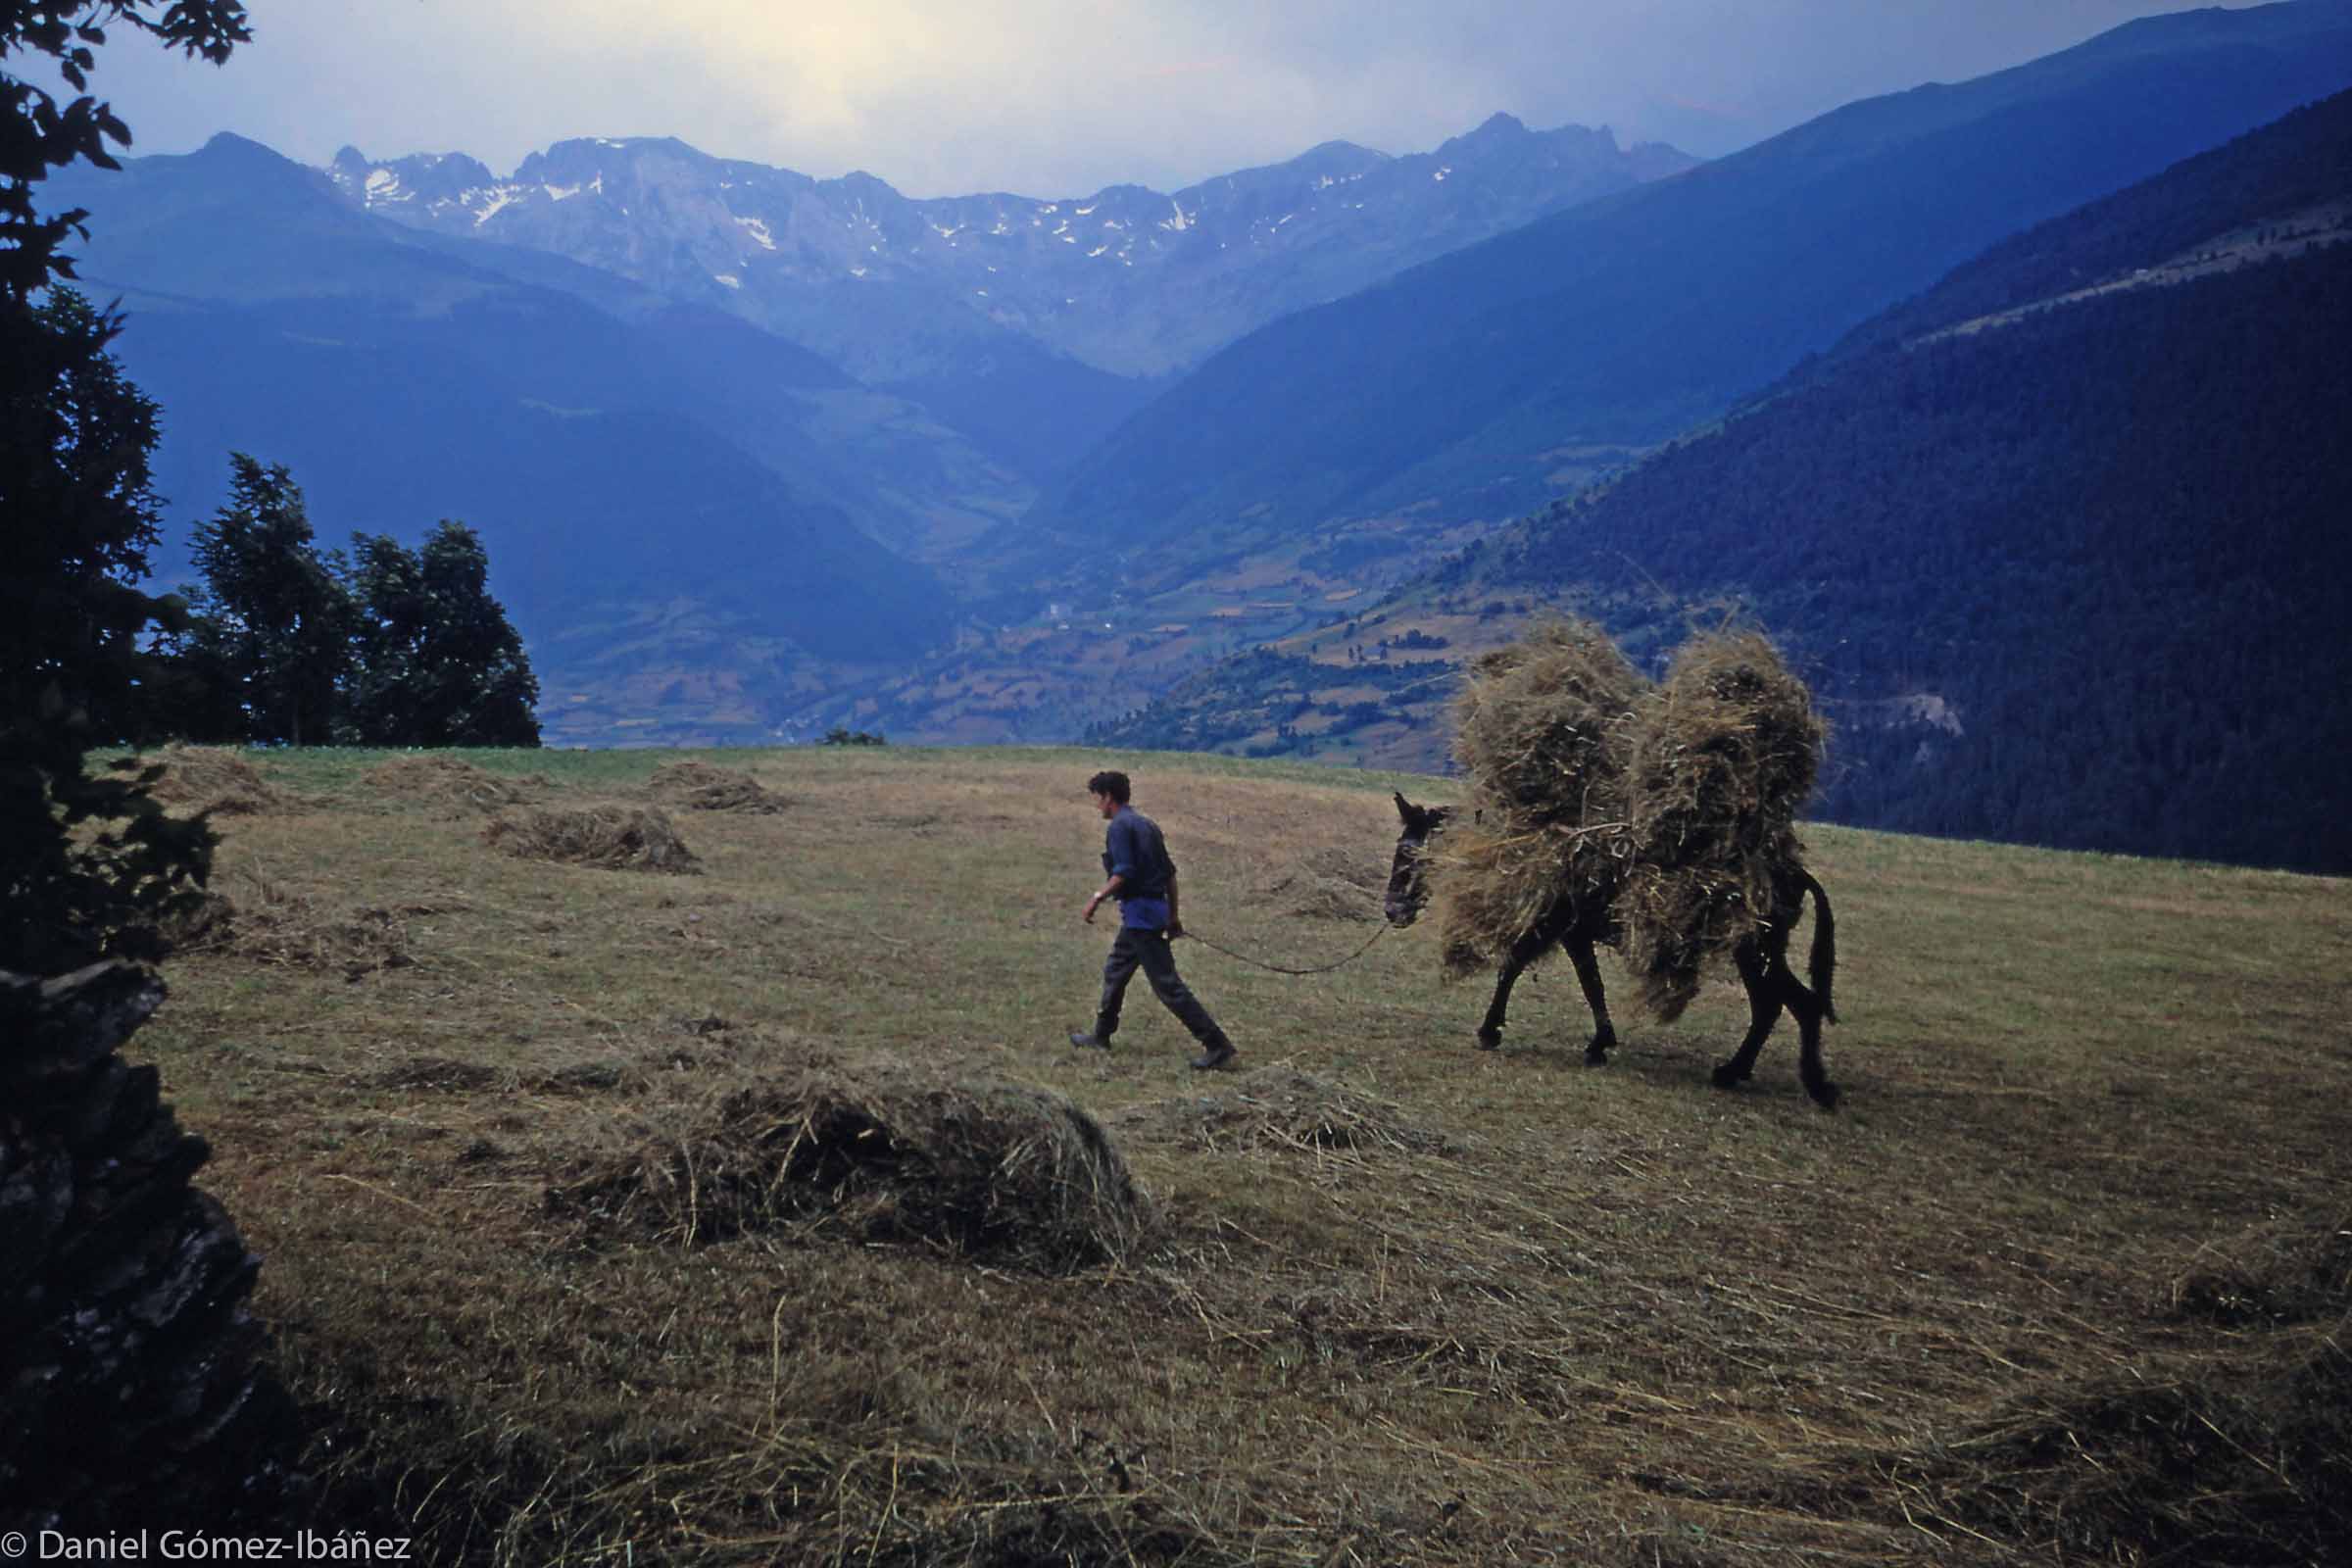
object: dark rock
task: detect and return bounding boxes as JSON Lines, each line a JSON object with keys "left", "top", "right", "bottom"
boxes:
{"left": 0, "top": 962, "right": 304, "bottom": 1532}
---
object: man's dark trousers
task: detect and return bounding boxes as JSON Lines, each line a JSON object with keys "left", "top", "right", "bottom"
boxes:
{"left": 1095, "top": 926, "right": 1230, "bottom": 1051}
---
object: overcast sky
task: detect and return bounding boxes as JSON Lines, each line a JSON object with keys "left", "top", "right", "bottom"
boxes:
{"left": 65, "top": 0, "right": 2276, "bottom": 197}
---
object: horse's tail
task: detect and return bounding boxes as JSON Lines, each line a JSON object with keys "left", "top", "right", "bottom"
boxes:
{"left": 1800, "top": 869, "right": 1838, "bottom": 1023}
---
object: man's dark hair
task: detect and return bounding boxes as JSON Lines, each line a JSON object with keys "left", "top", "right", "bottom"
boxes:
{"left": 1087, "top": 770, "right": 1131, "bottom": 805}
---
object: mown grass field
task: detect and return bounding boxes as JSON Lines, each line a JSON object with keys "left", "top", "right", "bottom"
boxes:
{"left": 128, "top": 744, "right": 2350, "bottom": 1566}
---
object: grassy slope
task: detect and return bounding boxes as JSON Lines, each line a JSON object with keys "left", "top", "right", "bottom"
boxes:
{"left": 132, "top": 746, "right": 2350, "bottom": 1565}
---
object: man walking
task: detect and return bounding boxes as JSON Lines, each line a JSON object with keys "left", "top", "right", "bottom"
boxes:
{"left": 1070, "top": 770, "right": 1237, "bottom": 1070}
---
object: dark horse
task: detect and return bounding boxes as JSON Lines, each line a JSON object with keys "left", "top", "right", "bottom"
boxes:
{"left": 1384, "top": 794, "right": 1842, "bottom": 1108}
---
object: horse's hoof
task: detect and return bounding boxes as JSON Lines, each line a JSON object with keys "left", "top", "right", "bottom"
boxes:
{"left": 1809, "top": 1081, "right": 1842, "bottom": 1112}
{"left": 1584, "top": 1046, "right": 1610, "bottom": 1066}
{"left": 1475, "top": 1030, "right": 1501, "bottom": 1051}
{"left": 1710, "top": 1063, "right": 1748, "bottom": 1090}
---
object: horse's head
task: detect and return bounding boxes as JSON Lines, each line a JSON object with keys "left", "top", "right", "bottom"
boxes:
{"left": 1385, "top": 792, "right": 1452, "bottom": 927}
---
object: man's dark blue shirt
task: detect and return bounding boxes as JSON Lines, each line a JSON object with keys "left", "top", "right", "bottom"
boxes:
{"left": 1102, "top": 806, "right": 1176, "bottom": 929}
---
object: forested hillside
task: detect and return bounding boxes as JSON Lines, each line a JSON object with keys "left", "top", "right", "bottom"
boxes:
{"left": 1821, "top": 89, "right": 2352, "bottom": 362}
{"left": 1477, "top": 239, "right": 2352, "bottom": 871}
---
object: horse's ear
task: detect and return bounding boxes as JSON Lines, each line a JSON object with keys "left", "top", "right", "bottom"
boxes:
{"left": 1394, "top": 792, "right": 1420, "bottom": 827}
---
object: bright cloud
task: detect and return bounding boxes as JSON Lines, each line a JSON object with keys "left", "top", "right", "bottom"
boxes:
{"left": 64, "top": 1, "right": 2270, "bottom": 196}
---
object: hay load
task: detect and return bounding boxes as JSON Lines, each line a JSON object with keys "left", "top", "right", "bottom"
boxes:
{"left": 550, "top": 1063, "right": 1153, "bottom": 1272}
{"left": 1435, "top": 616, "right": 1649, "bottom": 979}
{"left": 1448, "top": 616, "right": 1648, "bottom": 826}
{"left": 1435, "top": 619, "right": 1825, "bottom": 1014}
{"left": 481, "top": 804, "right": 701, "bottom": 873}
{"left": 1618, "top": 632, "right": 1826, "bottom": 1020}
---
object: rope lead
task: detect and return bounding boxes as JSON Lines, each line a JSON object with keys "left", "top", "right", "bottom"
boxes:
{"left": 1183, "top": 920, "right": 1390, "bottom": 976}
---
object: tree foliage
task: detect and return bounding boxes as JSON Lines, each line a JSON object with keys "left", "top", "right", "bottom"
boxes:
{"left": 169, "top": 459, "right": 543, "bottom": 749}
{"left": 185, "top": 454, "right": 352, "bottom": 746}
{"left": 0, "top": 288, "right": 212, "bottom": 969}
{"left": 2, "top": 0, "right": 249, "bottom": 296}
{"left": 344, "top": 522, "right": 541, "bottom": 747}
{"left": 1, "top": 2, "right": 249, "bottom": 969}
{"left": 1, "top": 288, "right": 166, "bottom": 732}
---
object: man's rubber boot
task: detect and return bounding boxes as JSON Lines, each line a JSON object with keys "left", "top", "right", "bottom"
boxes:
{"left": 1189, "top": 1041, "right": 1236, "bottom": 1071}
{"left": 1069, "top": 1031, "right": 1111, "bottom": 1052}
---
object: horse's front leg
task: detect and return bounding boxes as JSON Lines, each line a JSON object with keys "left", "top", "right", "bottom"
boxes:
{"left": 1475, "top": 926, "right": 1555, "bottom": 1049}
{"left": 1564, "top": 937, "right": 1617, "bottom": 1064}
{"left": 1475, "top": 959, "right": 1525, "bottom": 1049}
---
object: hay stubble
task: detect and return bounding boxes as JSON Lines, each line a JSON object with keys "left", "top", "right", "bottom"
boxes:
{"left": 126, "top": 745, "right": 2352, "bottom": 1566}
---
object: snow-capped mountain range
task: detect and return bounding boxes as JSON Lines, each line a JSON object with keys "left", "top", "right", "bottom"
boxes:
{"left": 324, "top": 115, "right": 1696, "bottom": 380}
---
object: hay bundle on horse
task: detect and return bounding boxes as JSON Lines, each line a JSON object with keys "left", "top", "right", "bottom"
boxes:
{"left": 1386, "top": 617, "right": 1841, "bottom": 1107}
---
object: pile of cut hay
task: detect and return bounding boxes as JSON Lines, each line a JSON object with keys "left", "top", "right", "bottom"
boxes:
{"left": 136, "top": 746, "right": 286, "bottom": 816}
{"left": 1112, "top": 1065, "right": 1451, "bottom": 1155}
{"left": 1433, "top": 619, "right": 1825, "bottom": 1012}
{"left": 1617, "top": 633, "right": 1825, "bottom": 1020}
{"left": 1433, "top": 617, "right": 1648, "bottom": 979}
{"left": 164, "top": 877, "right": 421, "bottom": 978}
{"left": 1253, "top": 846, "right": 1388, "bottom": 922}
{"left": 364, "top": 755, "right": 540, "bottom": 812}
{"left": 645, "top": 760, "right": 787, "bottom": 814}
{"left": 2167, "top": 1208, "right": 2352, "bottom": 1328}
{"left": 549, "top": 1062, "right": 1153, "bottom": 1272}
{"left": 1915, "top": 1213, "right": 2352, "bottom": 1565}
{"left": 481, "top": 805, "right": 701, "bottom": 874}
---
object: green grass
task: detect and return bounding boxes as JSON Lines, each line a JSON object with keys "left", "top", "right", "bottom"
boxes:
{"left": 126, "top": 744, "right": 2352, "bottom": 1565}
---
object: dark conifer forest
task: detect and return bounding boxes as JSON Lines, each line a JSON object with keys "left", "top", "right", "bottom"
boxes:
{"left": 1466, "top": 240, "right": 2352, "bottom": 871}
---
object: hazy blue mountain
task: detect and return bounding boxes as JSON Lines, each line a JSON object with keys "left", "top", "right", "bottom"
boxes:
{"left": 48, "top": 132, "right": 1033, "bottom": 557}
{"left": 38, "top": 112, "right": 1691, "bottom": 743}
{"left": 325, "top": 116, "right": 1694, "bottom": 380}
{"left": 47, "top": 135, "right": 964, "bottom": 742}
{"left": 1095, "top": 88, "right": 2352, "bottom": 872}
{"left": 321, "top": 118, "right": 1694, "bottom": 477}
{"left": 1036, "top": 0, "right": 2352, "bottom": 572}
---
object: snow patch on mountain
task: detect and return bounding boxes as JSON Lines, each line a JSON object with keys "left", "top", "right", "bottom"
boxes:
{"left": 472, "top": 186, "right": 523, "bottom": 225}
{"left": 318, "top": 118, "right": 1699, "bottom": 379}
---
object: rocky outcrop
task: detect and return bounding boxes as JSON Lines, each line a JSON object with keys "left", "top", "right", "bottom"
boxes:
{"left": 1, "top": 962, "right": 301, "bottom": 1531}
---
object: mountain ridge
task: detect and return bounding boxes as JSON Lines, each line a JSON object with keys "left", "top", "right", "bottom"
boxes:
{"left": 1033, "top": 0, "right": 2352, "bottom": 567}
{"left": 321, "top": 117, "right": 1698, "bottom": 382}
